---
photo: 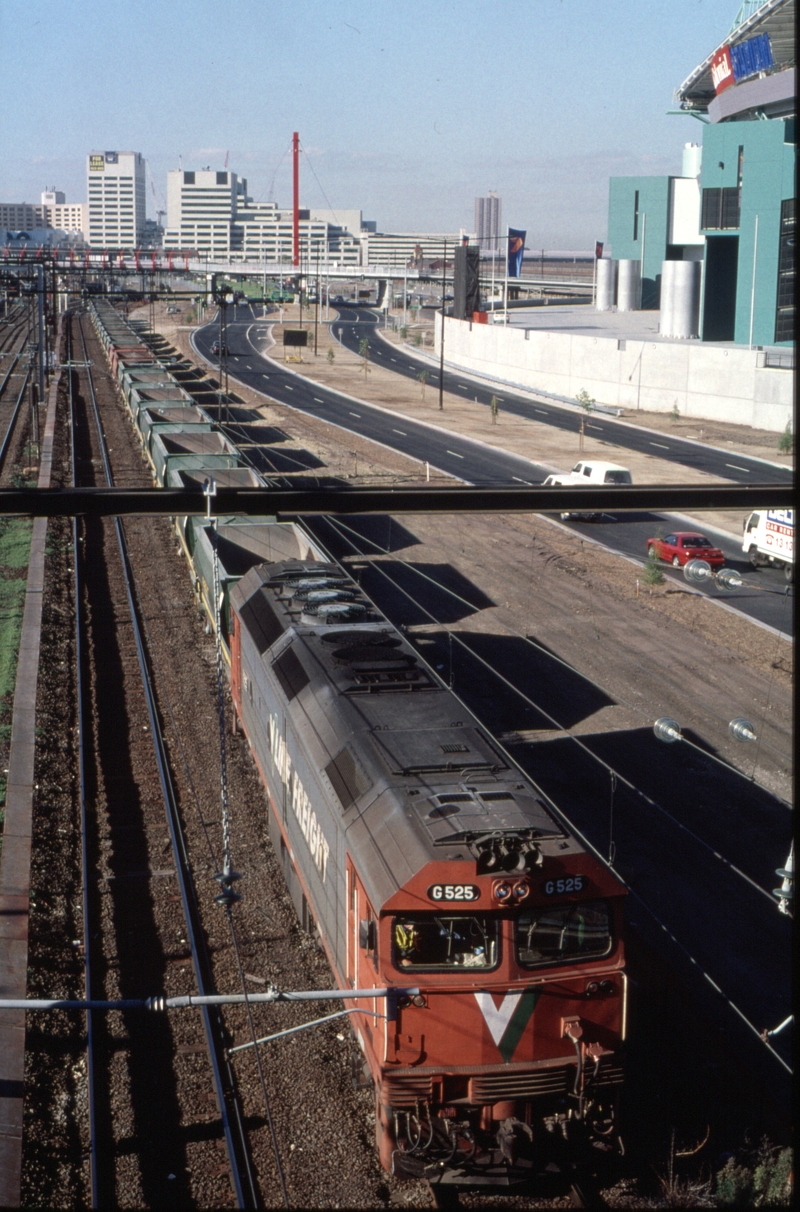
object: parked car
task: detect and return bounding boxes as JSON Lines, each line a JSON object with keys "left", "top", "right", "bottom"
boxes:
{"left": 646, "top": 532, "right": 725, "bottom": 568}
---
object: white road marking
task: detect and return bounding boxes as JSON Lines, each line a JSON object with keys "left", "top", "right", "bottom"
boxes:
{"left": 512, "top": 476, "right": 531, "bottom": 484}
{"left": 350, "top": 411, "right": 361, "bottom": 417}
{"left": 392, "top": 428, "right": 407, "bottom": 435}
{"left": 446, "top": 450, "right": 464, "bottom": 458}
{"left": 284, "top": 385, "right": 294, "bottom": 391}
{"left": 313, "top": 397, "right": 324, "bottom": 403}
{"left": 587, "top": 424, "right": 603, "bottom": 430}
{"left": 726, "top": 463, "right": 749, "bottom": 473}
{"left": 390, "top": 357, "right": 397, "bottom": 362}
{"left": 534, "top": 409, "right": 548, "bottom": 414}
{"left": 650, "top": 442, "right": 669, "bottom": 449}
{"left": 262, "top": 373, "right": 270, "bottom": 379}
{"left": 458, "top": 384, "right": 468, "bottom": 390}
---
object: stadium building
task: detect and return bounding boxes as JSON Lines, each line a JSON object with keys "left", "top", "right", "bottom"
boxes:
{"left": 607, "top": 0, "right": 795, "bottom": 346}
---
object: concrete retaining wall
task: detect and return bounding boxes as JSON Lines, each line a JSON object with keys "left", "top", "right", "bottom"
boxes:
{"left": 436, "top": 314, "right": 793, "bottom": 431}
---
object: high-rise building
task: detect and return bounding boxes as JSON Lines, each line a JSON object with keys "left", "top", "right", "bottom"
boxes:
{"left": 86, "top": 151, "right": 146, "bottom": 247}
{"left": 163, "top": 167, "right": 362, "bottom": 264}
{"left": 474, "top": 192, "right": 502, "bottom": 255}
{"left": 165, "top": 168, "right": 244, "bottom": 259}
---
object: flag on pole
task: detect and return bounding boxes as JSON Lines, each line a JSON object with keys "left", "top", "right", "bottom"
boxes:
{"left": 595, "top": 241, "right": 604, "bottom": 259}
{"left": 507, "top": 228, "right": 526, "bottom": 278}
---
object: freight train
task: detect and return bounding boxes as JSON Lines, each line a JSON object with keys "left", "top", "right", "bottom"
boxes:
{"left": 88, "top": 300, "right": 628, "bottom": 1193}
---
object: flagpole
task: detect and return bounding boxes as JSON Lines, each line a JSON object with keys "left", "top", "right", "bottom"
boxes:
{"left": 504, "top": 226, "right": 509, "bottom": 326}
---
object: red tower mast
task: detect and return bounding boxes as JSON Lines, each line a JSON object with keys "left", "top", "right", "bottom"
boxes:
{"left": 292, "top": 131, "right": 300, "bottom": 269}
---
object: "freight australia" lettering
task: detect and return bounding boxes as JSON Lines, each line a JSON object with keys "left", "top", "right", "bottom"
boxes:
{"left": 268, "top": 714, "right": 331, "bottom": 882}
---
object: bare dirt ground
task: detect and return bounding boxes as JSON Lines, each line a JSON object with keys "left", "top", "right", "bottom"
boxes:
{"left": 149, "top": 303, "right": 792, "bottom": 804}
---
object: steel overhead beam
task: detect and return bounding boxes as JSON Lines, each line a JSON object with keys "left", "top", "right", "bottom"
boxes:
{"left": 0, "top": 484, "right": 792, "bottom": 519}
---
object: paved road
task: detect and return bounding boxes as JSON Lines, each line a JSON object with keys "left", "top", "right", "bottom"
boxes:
{"left": 334, "top": 306, "right": 793, "bottom": 487}
{"left": 193, "top": 306, "right": 794, "bottom": 636}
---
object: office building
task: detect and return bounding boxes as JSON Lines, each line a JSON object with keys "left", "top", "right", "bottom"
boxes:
{"left": 475, "top": 192, "right": 502, "bottom": 255}
{"left": 87, "top": 151, "right": 146, "bottom": 248}
{"left": 164, "top": 168, "right": 363, "bottom": 264}
{"left": 1, "top": 191, "right": 87, "bottom": 241}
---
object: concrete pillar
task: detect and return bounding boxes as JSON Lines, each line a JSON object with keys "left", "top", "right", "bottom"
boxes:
{"left": 660, "top": 260, "right": 701, "bottom": 338}
{"left": 596, "top": 259, "right": 617, "bottom": 311}
{"left": 617, "top": 260, "right": 641, "bottom": 312}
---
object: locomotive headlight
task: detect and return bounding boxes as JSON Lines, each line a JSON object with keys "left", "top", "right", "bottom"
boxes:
{"left": 492, "top": 880, "right": 512, "bottom": 902}
{"left": 511, "top": 880, "right": 530, "bottom": 901}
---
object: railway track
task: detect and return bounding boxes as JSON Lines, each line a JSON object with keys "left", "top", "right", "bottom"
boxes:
{"left": 0, "top": 301, "right": 36, "bottom": 481}
{"left": 25, "top": 307, "right": 425, "bottom": 1209}
{"left": 64, "top": 309, "right": 258, "bottom": 1207}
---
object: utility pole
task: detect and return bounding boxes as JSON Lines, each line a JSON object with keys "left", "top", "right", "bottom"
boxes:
{"left": 439, "top": 240, "right": 446, "bottom": 411}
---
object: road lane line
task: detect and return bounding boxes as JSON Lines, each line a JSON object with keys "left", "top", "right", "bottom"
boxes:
{"left": 350, "top": 411, "right": 361, "bottom": 417}
{"left": 262, "top": 373, "right": 270, "bottom": 379}
{"left": 650, "top": 442, "right": 669, "bottom": 449}
{"left": 284, "top": 385, "right": 294, "bottom": 391}
{"left": 726, "top": 463, "right": 750, "bottom": 473}
{"left": 313, "top": 397, "right": 324, "bottom": 403}
{"left": 512, "top": 476, "right": 531, "bottom": 484}
{"left": 446, "top": 450, "right": 464, "bottom": 458}
{"left": 392, "top": 429, "right": 407, "bottom": 435}
{"left": 534, "top": 409, "right": 548, "bottom": 414}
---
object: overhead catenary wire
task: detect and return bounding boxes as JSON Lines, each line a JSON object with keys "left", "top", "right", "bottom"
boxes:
{"left": 317, "top": 513, "right": 787, "bottom": 905}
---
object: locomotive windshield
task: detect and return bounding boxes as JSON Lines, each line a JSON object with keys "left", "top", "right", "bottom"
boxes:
{"left": 393, "top": 915, "right": 499, "bottom": 970}
{"left": 515, "top": 900, "right": 612, "bottom": 967}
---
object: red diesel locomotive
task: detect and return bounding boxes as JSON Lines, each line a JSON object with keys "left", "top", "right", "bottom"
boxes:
{"left": 229, "top": 552, "right": 627, "bottom": 1191}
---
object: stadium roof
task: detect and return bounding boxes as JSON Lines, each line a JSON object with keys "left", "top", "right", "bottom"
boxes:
{"left": 675, "top": 0, "right": 795, "bottom": 112}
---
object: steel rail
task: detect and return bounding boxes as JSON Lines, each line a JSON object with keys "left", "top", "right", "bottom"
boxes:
{"left": 0, "top": 351, "right": 22, "bottom": 398}
{"left": 0, "top": 481, "right": 794, "bottom": 518}
{"left": 0, "top": 365, "right": 32, "bottom": 473}
{"left": 68, "top": 317, "right": 101, "bottom": 1207}
{"left": 75, "top": 314, "right": 258, "bottom": 1209}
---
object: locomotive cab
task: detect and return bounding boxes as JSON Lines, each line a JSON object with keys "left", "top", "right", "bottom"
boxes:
{"left": 346, "top": 812, "right": 627, "bottom": 1186}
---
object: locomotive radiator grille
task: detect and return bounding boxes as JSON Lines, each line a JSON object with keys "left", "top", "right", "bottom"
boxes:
{"left": 469, "top": 1057, "right": 623, "bottom": 1103}
{"left": 383, "top": 1075, "right": 435, "bottom": 1108}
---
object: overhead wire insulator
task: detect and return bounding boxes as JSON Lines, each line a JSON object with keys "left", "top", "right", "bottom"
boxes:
{"left": 773, "top": 841, "right": 793, "bottom": 917}
{"left": 683, "top": 558, "right": 712, "bottom": 584}
{"left": 653, "top": 717, "right": 682, "bottom": 744}
{"left": 715, "top": 568, "right": 743, "bottom": 592}
{"left": 729, "top": 717, "right": 757, "bottom": 742}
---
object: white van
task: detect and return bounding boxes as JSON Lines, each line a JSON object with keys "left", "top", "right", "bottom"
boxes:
{"left": 542, "top": 460, "right": 632, "bottom": 520}
{"left": 742, "top": 509, "right": 794, "bottom": 581}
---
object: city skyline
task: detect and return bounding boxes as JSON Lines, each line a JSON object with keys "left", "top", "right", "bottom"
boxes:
{"left": 2, "top": 0, "right": 741, "bottom": 246}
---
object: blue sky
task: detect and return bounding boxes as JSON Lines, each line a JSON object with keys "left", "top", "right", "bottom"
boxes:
{"left": 1, "top": 0, "right": 736, "bottom": 246}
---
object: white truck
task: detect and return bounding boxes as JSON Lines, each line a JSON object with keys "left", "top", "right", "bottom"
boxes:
{"left": 542, "top": 460, "right": 632, "bottom": 520}
{"left": 742, "top": 509, "right": 794, "bottom": 581}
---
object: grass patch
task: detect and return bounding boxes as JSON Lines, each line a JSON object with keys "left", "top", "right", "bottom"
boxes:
{"left": 0, "top": 517, "right": 32, "bottom": 812}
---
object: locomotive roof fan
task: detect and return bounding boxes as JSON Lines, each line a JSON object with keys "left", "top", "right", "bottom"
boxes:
{"left": 470, "top": 829, "right": 544, "bottom": 873}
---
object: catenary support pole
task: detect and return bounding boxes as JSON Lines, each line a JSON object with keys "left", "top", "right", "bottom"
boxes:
{"left": 439, "top": 240, "right": 446, "bottom": 410}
